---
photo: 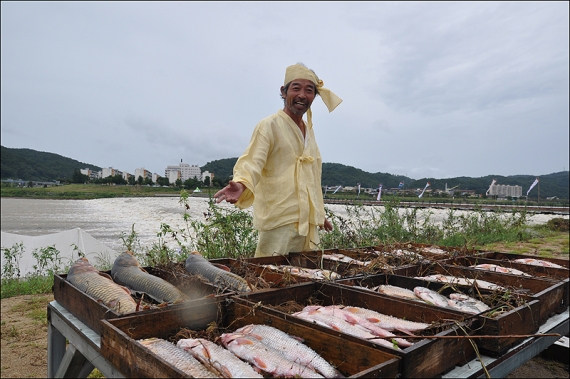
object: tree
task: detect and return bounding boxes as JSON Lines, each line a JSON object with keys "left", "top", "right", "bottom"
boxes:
{"left": 175, "top": 178, "right": 182, "bottom": 188}
{"left": 156, "top": 176, "right": 169, "bottom": 186}
{"left": 128, "top": 175, "right": 135, "bottom": 185}
{"left": 137, "top": 176, "right": 143, "bottom": 185}
{"left": 203, "top": 176, "right": 211, "bottom": 186}
{"left": 143, "top": 177, "right": 153, "bottom": 186}
{"left": 71, "top": 169, "right": 89, "bottom": 184}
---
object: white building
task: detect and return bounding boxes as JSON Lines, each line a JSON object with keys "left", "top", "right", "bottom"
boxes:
{"left": 134, "top": 168, "right": 152, "bottom": 181}
{"left": 101, "top": 167, "right": 122, "bottom": 178}
{"left": 165, "top": 161, "right": 202, "bottom": 182}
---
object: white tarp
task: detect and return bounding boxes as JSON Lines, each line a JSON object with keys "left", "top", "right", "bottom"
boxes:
{"left": 1, "top": 228, "right": 118, "bottom": 278}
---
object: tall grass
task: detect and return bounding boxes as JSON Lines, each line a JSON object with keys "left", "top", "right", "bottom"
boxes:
{"left": 0, "top": 191, "right": 551, "bottom": 298}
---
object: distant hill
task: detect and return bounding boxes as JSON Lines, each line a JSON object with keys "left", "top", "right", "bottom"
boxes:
{"left": 1, "top": 146, "right": 101, "bottom": 181}
{"left": 202, "top": 158, "right": 569, "bottom": 199}
{"left": 2, "top": 146, "right": 568, "bottom": 199}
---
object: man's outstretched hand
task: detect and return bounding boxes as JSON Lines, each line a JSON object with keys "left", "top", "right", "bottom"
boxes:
{"left": 214, "top": 180, "right": 245, "bottom": 204}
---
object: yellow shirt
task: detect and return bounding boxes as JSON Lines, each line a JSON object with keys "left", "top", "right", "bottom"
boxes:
{"left": 233, "top": 109, "right": 325, "bottom": 236}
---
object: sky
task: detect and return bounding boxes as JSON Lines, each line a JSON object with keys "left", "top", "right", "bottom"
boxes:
{"left": 1, "top": 1, "right": 568, "bottom": 180}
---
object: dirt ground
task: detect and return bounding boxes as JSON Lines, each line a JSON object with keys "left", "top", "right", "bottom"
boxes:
{"left": 1, "top": 249, "right": 569, "bottom": 378}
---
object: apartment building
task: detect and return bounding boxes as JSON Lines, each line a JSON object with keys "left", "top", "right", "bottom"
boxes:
{"left": 489, "top": 184, "right": 523, "bottom": 198}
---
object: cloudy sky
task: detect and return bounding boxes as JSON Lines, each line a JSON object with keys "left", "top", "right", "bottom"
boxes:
{"left": 1, "top": 2, "right": 568, "bottom": 180}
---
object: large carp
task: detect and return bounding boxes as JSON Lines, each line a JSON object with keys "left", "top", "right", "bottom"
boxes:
{"left": 111, "top": 251, "right": 185, "bottom": 304}
{"left": 67, "top": 257, "right": 138, "bottom": 315}
{"left": 184, "top": 251, "right": 251, "bottom": 293}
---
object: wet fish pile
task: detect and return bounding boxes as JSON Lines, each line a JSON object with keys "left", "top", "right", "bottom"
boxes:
{"left": 185, "top": 252, "right": 251, "bottom": 293}
{"left": 261, "top": 264, "right": 342, "bottom": 280}
{"left": 358, "top": 284, "right": 491, "bottom": 315}
{"left": 513, "top": 258, "right": 568, "bottom": 269}
{"left": 292, "top": 304, "right": 428, "bottom": 350}
{"left": 470, "top": 263, "right": 532, "bottom": 277}
{"left": 67, "top": 257, "right": 138, "bottom": 315}
{"left": 415, "top": 274, "right": 506, "bottom": 291}
{"left": 139, "top": 324, "right": 344, "bottom": 378}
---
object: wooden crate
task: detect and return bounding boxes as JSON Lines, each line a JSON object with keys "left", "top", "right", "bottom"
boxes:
{"left": 394, "top": 263, "right": 567, "bottom": 324}
{"left": 336, "top": 273, "right": 541, "bottom": 355}
{"left": 53, "top": 268, "right": 225, "bottom": 335}
{"left": 234, "top": 281, "right": 477, "bottom": 378}
{"left": 99, "top": 297, "right": 401, "bottom": 378}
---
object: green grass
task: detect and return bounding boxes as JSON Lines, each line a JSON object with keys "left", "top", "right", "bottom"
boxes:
{"left": 1, "top": 183, "right": 215, "bottom": 199}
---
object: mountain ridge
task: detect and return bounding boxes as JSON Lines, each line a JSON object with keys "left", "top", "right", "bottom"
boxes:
{"left": 2, "top": 146, "right": 568, "bottom": 199}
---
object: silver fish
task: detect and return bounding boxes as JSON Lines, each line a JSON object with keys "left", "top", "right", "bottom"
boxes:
{"left": 414, "top": 287, "right": 450, "bottom": 308}
{"left": 235, "top": 324, "right": 345, "bottom": 378}
{"left": 262, "top": 264, "right": 342, "bottom": 280}
{"left": 415, "top": 274, "right": 506, "bottom": 291}
{"left": 185, "top": 252, "right": 251, "bottom": 292}
{"left": 377, "top": 284, "right": 423, "bottom": 302}
{"left": 513, "top": 258, "right": 567, "bottom": 269}
{"left": 138, "top": 338, "right": 218, "bottom": 378}
{"left": 293, "top": 307, "right": 398, "bottom": 350}
{"left": 342, "top": 306, "right": 431, "bottom": 333}
{"left": 449, "top": 293, "right": 490, "bottom": 313}
{"left": 470, "top": 263, "right": 531, "bottom": 277}
{"left": 322, "top": 253, "right": 370, "bottom": 266}
{"left": 111, "top": 251, "right": 186, "bottom": 304}
{"left": 221, "top": 333, "right": 324, "bottom": 378}
{"left": 307, "top": 306, "right": 412, "bottom": 348}
{"left": 177, "top": 338, "right": 263, "bottom": 378}
{"left": 67, "top": 257, "right": 138, "bottom": 315}
{"left": 447, "top": 299, "right": 481, "bottom": 314}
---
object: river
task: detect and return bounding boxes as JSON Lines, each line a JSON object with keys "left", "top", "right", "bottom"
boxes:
{"left": 1, "top": 197, "right": 566, "bottom": 276}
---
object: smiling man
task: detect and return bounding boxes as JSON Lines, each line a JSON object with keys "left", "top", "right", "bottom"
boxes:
{"left": 214, "top": 63, "right": 342, "bottom": 257}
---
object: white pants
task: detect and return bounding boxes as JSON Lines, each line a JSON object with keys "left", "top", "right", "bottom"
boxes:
{"left": 255, "top": 223, "right": 320, "bottom": 257}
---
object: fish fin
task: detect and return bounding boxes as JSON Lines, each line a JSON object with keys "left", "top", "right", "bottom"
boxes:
{"left": 235, "top": 337, "right": 254, "bottom": 345}
{"left": 253, "top": 356, "right": 267, "bottom": 369}
{"left": 366, "top": 316, "right": 381, "bottom": 323}
{"left": 396, "top": 328, "right": 416, "bottom": 336}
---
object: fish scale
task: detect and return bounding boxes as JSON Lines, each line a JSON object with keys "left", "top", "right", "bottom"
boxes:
{"left": 177, "top": 338, "right": 263, "bottom": 378}
{"left": 138, "top": 338, "right": 219, "bottom": 378}
{"left": 185, "top": 252, "right": 251, "bottom": 293}
{"left": 67, "top": 257, "right": 138, "bottom": 315}
{"left": 111, "top": 251, "right": 186, "bottom": 304}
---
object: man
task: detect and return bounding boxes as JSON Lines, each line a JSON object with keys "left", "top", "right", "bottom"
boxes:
{"left": 214, "top": 63, "right": 342, "bottom": 257}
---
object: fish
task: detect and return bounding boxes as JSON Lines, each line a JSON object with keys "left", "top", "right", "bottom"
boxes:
{"left": 470, "top": 263, "right": 531, "bottom": 277}
{"left": 138, "top": 338, "right": 218, "bottom": 378}
{"left": 415, "top": 274, "right": 506, "bottom": 291}
{"left": 185, "top": 251, "right": 251, "bottom": 293}
{"left": 322, "top": 253, "right": 370, "bottom": 266}
{"left": 447, "top": 299, "right": 481, "bottom": 314}
{"left": 376, "top": 284, "right": 423, "bottom": 302}
{"left": 235, "top": 324, "right": 345, "bottom": 378}
{"left": 221, "top": 333, "right": 324, "bottom": 378}
{"left": 413, "top": 287, "right": 450, "bottom": 308}
{"left": 305, "top": 306, "right": 412, "bottom": 348}
{"left": 449, "top": 293, "right": 490, "bottom": 313}
{"left": 419, "top": 246, "right": 449, "bottom": 255}
{"left": 342, "top": 306, "right": 431, "bottom": 333}
{"left": 292, "top": 307, "right": 399, "bottom": 350}
{"left": 513, "top": 258, "right": 568, "bottom": 270}
{"left": 262, "top": 264, "right": 342, "bottom": 280}
{"left": 66, "top": 257, "right": 138, "bottom": 315}
{"left": 177, "top": 338, "right": 263, "bottom": 378}
{"left": 111, "top": 251, "right": 186, "bottom": 304}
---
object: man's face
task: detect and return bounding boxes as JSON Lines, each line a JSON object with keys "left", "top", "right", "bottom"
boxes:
{"left": 282, "top": 79, "right": 317, "bottom": 117}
